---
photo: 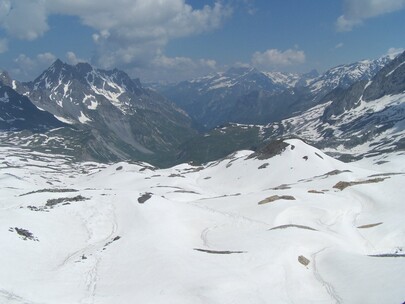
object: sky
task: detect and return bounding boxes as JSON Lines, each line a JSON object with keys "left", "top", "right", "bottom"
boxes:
{"left": 0, "top": 0, "right": 404, "bottom": 83}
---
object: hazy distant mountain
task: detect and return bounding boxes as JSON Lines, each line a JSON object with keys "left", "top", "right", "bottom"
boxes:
{"left": 158, "top": 67, "right": 307, "bottom": 129}
{"left": 159, "top": 54, "right": 395, "bottom": 130}
{"left": 177, "top": 51, "right": 405, "bottom": 163}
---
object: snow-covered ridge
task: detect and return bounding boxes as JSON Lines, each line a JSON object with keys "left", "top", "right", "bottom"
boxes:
{"left": 186, "top": 67, "right": 301, "bottom": 93}
{"left": 1, "top": 139, "right": 404, "bottom": 303}
{"left": 308, "top": 54, "right": 394, "bottom": 94}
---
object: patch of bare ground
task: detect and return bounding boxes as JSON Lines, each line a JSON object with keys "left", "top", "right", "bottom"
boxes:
{"left": 138, "top": 192, "right": 152, "bottom": 204}
{"left": 269, "top": 224, "right": 317, "bottom": 231}
{"left": 258, "top": 163, "right": 269, "bottom": 169}
{"left": 247, "top": 140, "right": 289, "bottom": 160}
{"left": 193, "top": 248, "right": 246, "bottom": 254}
{"left": 298, "top": 169, "right": 353, "bottom": 183}
{"left": 308, "top": 190, "right": 324, "bottom": 194}
{"left": 369, "top": 254, "right": 405, "bottom": 258}
{"left": 19, "top": 188, "right": 79, "bottom": 196}
{"left": 9, "top": 227, "right": 39, "bottom": 241}
{"left": 173, "top": 190, "right": 200, "bottom": 194}
{"left": 168, "top": 173, "right": 185, "bottom": 178}
{"left": 46, "top": 195, "right": 89, "bottom": 207}
{"left": 333, "top": 177, "right": 388, "bottom": 191}
{"left": 298, "top": 255, "right": 310, "bottom": 266}
{"left": 271, "top": 184, "right": 291, "bottom": 190}
{"left": 357, "top": 222, "right": 383, "bottom": 229}
{"left": 368, "top": 172, "right": 404, "bottom": 178}
{"left": 258, "top": 195, "right": 295, "bottom": 205}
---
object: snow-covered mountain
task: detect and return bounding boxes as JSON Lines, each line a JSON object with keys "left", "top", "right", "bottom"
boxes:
{"left": 189, "top": 67, "right": 301, "bottom": 93}
{"left": 1, "top": 138, "right": 405, "bottom": 303}
{"left": 13, "top": 60, "right": 196, "bottom": 165}
{"left": 159, "top": 54, "right": 395, "bottom": 129}
{"left": 274, "top": 50, "right": 405, "bottom": 158}
{"left": 177, "top": 51, "right": 405, "bottom": 164}
{"left": 307, "top": 53, "right": 396, "bottom": 96}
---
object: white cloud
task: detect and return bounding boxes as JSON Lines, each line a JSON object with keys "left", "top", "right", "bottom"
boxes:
{"left": 66, "top": 51, "right": 86, "bottom": 65}
{"left": 0, "top": 38, "right": 8, "bottom": 53}
{"left": 12, "top": 52, "right": 56, "bottom": 80}
{"left": 0, "top": 0, "right": 11, "bottom": 23}
{"left": 335, "top": 42, "right": 344, "bottom": 49}
{"left": 386, "top": 47, "right": 404, "bottom": 56}
{"left": 0, "top": 0, "right": 231, "bottom": 73}
{"left": 252, "top": 48, "right": 306, "bottom": 69}
{"left": 2, "top": 0, "right": 49, "bottom": 40}
{"left": 133, "top": 54, "right": 218, "bottom": 82}
{"left": 337, "top": 0, "right": 405, "bottom": 31}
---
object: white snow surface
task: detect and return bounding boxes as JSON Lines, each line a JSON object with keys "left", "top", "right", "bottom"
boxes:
{"left": 53, "top": 115, "right": 74, "bottom": 125}
{"left": 78, "top": 111, "right": 92, "bottom": 124}
{"left": 1, "top": 139, "right": 405, "bottom": 303}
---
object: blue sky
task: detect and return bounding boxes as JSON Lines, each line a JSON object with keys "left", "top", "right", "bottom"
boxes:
{"left": 0, "top": 0, "right": 404, "bottom": 82}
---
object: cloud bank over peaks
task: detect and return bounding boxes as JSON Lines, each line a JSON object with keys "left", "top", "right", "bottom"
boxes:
{"left": 12, "top": 52, "right": 56, "bottom": 80}
{"left": 0, "top": 0, "right": 231, "bottom": 81}
{"left": 252, "top": 48, "right": 306, "bottom": 70}
{"left": 66, "top": 51, "right": 86, "bottom": 65}
{"left": 0, "top": 0, "right": 49, "bottom": 40}
{"left": 336, "top": 0, "right": 405, "bottom": 31}
{"left": 133, "top": 54, "right": 218, "bottom": 83}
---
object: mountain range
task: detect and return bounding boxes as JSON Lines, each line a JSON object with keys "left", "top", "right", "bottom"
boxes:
{"left": 158, "top": 53, "right": 396, "bottom": 130}
{"left": 0, "top": 50, "right": 404, "bottom": 166}
{"left": 176, "top": 51, "right": 405, "bottom": 164}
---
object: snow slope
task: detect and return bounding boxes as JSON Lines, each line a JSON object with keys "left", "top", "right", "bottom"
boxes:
{"left": 1, "top": 139, "right": 405, "bottom": 303}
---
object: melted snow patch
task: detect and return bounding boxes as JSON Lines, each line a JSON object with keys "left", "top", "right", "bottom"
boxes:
{"left": 78, "top": 111, "right": 92, "bottom": 124}
{"left": 86, "top": 71, "right": 128, "bottom": 113}
{"left": 83, "top": 95, "right": 98, "bottom": 110}
{"left": 386, "top": 61, "right": 405, "bottom": 77}
{"left": 54, "top": 115, "right": 74, "bottom": 124}
{"left": 63, "top": 81, "right": 72, "bottom": 98}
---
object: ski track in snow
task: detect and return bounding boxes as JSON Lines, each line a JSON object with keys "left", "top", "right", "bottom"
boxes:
{"left": 55, "top": 198, "right": 118, "bottom": 303}
{"left": 189, "top": 201, "right": 272, "bottom": 250}
{"left": 311, "top": 248, "right": 342, "bottom": 304}
{"left": 189, "top": 201, "right": 271, "bottom": 228}
{"left": 0, "top": 289, "right": 43, "bottom": 304}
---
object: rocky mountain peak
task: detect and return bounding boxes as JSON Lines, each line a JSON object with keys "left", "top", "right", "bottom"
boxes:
{"left": 0, "top": 70, "right": 13, "bottom": 87}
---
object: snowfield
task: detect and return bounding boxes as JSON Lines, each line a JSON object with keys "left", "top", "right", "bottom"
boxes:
{"left": 1, "top": 139, "right": 405, "bottom": 304}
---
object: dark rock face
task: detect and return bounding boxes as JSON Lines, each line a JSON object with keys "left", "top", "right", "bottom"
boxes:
{"left": 363, "top": 51, "right": 405, "bottom": 101}
{"left": 321, "top": 81, "right": 367, "bottom": 123}
{"left": 0, "top": 85, "right": 65, "bottom": 132}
